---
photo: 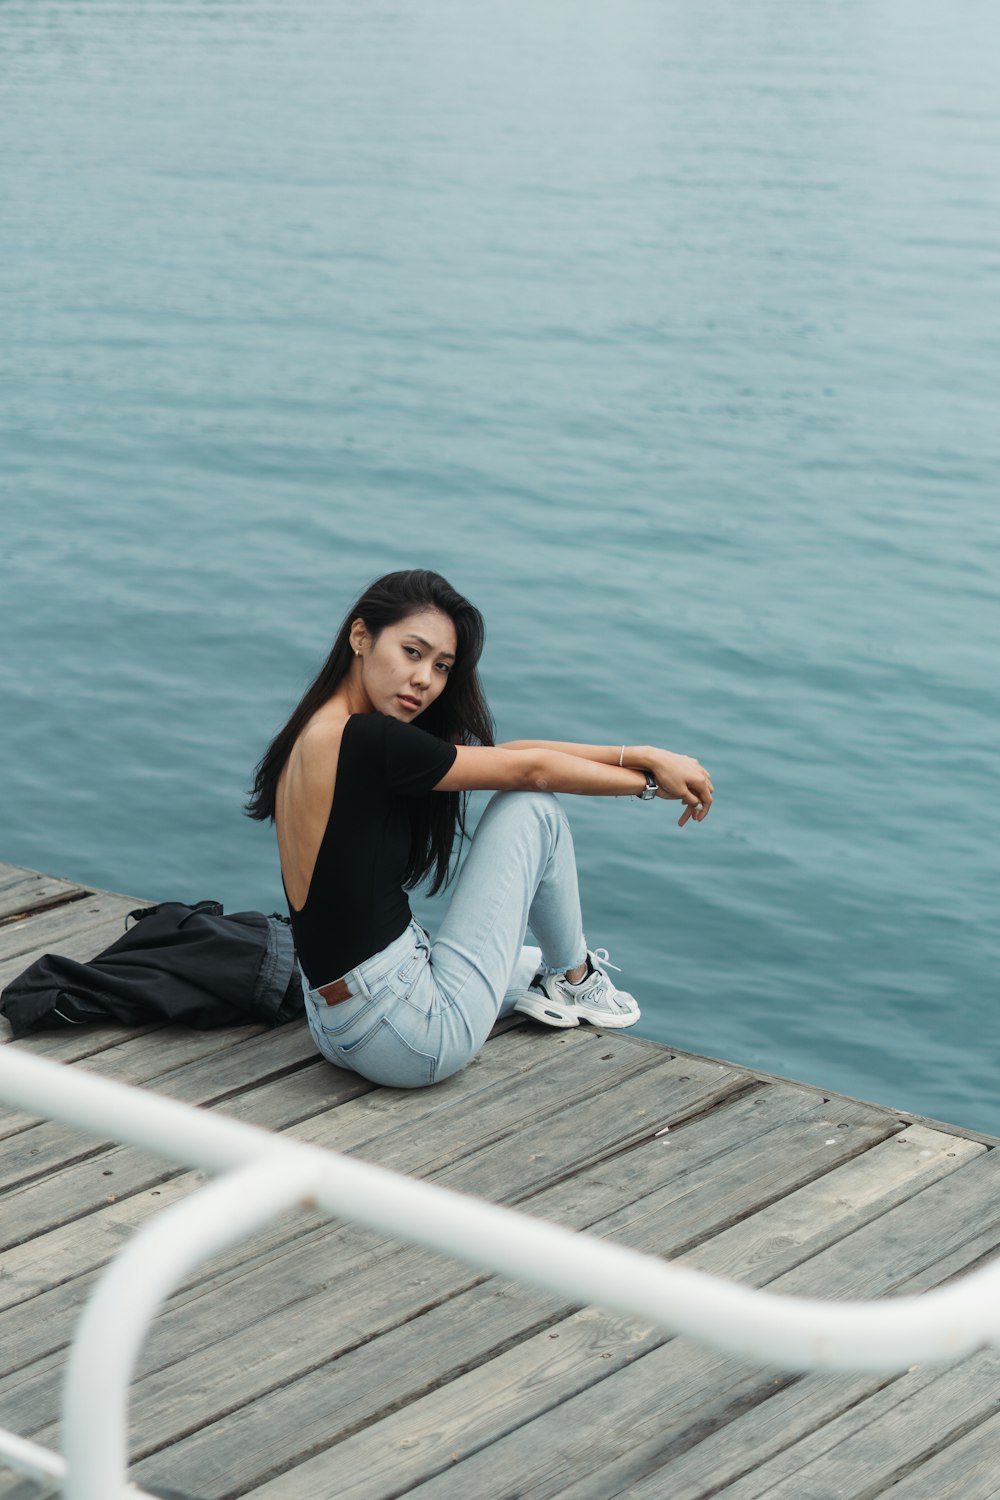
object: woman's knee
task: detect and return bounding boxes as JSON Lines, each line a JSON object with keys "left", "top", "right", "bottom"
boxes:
{"left": 484, "top": 789, "right": 563, "bottom": 826}
{"left": 477, "top": 791, "right": 569, "bottom": 863}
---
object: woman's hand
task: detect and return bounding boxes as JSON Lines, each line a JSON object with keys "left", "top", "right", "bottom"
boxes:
{"left": 644, "top": 749, "right": 714, "bottom": 825}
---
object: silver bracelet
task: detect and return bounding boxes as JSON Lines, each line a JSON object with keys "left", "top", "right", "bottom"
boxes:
{"left": 618, "top": 744, "right": 626, "bottom": 767}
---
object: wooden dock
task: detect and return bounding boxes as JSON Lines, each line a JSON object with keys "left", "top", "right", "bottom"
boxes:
{"left": 2, "top": 859, "right": 999, "bottom": 1500}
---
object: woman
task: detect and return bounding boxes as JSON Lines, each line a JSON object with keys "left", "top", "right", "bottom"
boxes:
{"left": 247, "top": 569, "right": 713, "bottom": 1088}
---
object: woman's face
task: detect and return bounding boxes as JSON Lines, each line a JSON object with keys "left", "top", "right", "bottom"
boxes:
{"left": 352, "top": 607, "right": 458, "bottom": 721}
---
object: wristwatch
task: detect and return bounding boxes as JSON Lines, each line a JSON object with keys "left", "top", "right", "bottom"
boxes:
{"left": 636, "top": 771, "right": 658, "bottom": 801}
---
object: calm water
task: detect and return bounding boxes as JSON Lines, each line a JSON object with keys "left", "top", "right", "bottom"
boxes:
{"left": 2, "top": 1, "right": 998, "bottom": 1130}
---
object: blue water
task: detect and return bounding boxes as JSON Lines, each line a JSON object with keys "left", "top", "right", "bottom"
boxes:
{"left": 3, "top": 1, "right": 998, "bottom": 1131}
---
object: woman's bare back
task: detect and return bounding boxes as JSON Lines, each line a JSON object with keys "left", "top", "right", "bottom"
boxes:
{"left": 275, "top": 707, "right": 350, "bottom": 912}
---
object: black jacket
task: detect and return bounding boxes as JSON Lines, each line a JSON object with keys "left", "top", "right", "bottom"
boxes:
{"left": 0, "top": 900, "right": 303, "bottom": 1038}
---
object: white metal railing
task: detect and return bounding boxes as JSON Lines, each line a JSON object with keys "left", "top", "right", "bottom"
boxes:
{"left": 0, "top": 1046, "right": 998, "bottom": 1500}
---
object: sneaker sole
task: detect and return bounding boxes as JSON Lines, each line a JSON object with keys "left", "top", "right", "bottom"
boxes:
{"left": 573, "top": 1002, "right": 641, "bottom": 1029}
{"left": 514, "top": 995, "right": 641, "bottom": 1030}
{"left": 513, "top": 994, "right": 580, "bottom": 1028}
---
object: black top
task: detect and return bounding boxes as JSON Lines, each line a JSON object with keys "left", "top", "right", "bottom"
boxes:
{"left": 286, "top": 713, "right": 458, "bottom": 988}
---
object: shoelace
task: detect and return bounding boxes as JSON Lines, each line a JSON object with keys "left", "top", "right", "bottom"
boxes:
{"left": 589, "top": 947, "right": 622, "bottom": 975}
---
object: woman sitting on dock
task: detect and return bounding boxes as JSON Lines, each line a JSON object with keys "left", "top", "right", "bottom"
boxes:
{"left": 247, "top": 569, "right": 713, "bottom": 1088}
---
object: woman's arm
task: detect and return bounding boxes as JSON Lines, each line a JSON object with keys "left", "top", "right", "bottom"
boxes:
{"left": 501, "top": 740, "right": 714, "bottom": 823}
{"left": 435, "top": 742, "right": 713, "bottom": 822}
{"left": 500, "top": 739, "right": 625, "bottom": 764}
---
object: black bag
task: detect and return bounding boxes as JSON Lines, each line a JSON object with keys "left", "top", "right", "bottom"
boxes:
{"left": 0, "top": 900, "right": 303, "bottom": 1038}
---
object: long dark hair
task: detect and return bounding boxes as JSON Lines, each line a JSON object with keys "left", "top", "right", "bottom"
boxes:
{"left": 246, "top": 569, "right": 494, "bottom": 894}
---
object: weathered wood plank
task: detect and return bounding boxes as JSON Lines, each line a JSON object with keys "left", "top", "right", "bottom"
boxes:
{"left": 1, "top": 1050, "right": 749, "bottom": 1410}
{"left": 115, "top": 1092, "right": 872, "bottom": 1480}
{"left": 319, "top": 1125, "right": 997, "bottom": 1500}
{"left": 248, "top": 1037, "right": 706, "bottom": 1193}
{"left": 144, "top": 1300, "right": 666, "bottom": 1500}
{"left": 612, "top": 1358, "right": 988, "bottom": 1500}
{"left": 377, "top": 1053, "right": 744, "bottom": 1199}
{"left": 770, "top": 1144, "right": 1000, "bottom": 1301}
{"left": 605, "top": 1364, "right": 917, "bottom": 1500}
{"left": 0, "top": 1026, "right": 593, "bottom": 1296}
{"left": 0, "top": 1024, "right": 323, "bottom": 1193}
{"left": 0, "top": 1052, "right": 374, "bottom": 1287}
{"left": 1, "top": 1021, "right": 169, "bottom": 1064}
{"left": 528, "top": 1138, "right": 1000, "bottom": 1500}
{"left": 179, "top": 1100, "right": 890, "bottom": 1497}
{"left": 552, "top": 1136, "right": 1000, "bottom": 1500}
{"left": 601, "top": 1229, "right": 1000, "bottom": 1500}
{"left": 874, "top": 1406, "right": 1000, "bottom": 1499}
{"left": 0, "top": 1022, "right": 269, "bottom": 1141}
{"left": 2, "top": 1070, "right": 759, "bottom": 1444}
{"left": 689, "top": 1123, "right": 979, "bottom": 1286}
{"left": 525, "top": 1078, "right": 864, "bottom": 1231}
{"left": 539, "top": 1093, "right": 896, "bottom": 1256}
{"left": 0, "top": 865, "right": 87, "bottom": 921}
{"left": 0, "top": 890, "right": 136, "bottom": 960}
{"left": 150, "top": 1118, "right": 966, "bottom": 1500}
{"left": 0, "top": 1050, "right": 719, "bottom": 1398}
{"left": 709, "top": 1349, "right": 1000, "bottom": 1499}
{"left": 0, "top": 860, "right": 65, "bottom": 885}
{"left": 0, "top": 863, "right": 126, "bottom": 903}
{"left": 0, "top": 1031, "right": 594, "bottom": 1398}
{"left": 0, "top": 1026, "right": 596, "bottom": 1357}
{"left": 259, "top": 1129, "right": 987, "bottom": 1500}
{"left": 117, "top": 1086, "right": 815, "bottom": 1470}
{"left": 0, "top": 1027, "right": 668, "bottom": 1401}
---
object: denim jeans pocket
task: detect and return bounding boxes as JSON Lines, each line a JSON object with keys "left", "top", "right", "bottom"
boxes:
{"left": 337, "top": 1015, "right": 437, "bottom": 1088}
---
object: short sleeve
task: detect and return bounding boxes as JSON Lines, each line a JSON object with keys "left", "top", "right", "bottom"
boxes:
{"left": 378, "top": 715, "right": 458, "bottom": 797}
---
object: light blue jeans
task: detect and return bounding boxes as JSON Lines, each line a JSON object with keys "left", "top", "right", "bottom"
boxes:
{"left": 301, "top": 791, "right": 588, "bottom": 1088}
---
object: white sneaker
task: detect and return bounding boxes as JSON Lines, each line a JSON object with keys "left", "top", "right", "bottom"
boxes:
{"left": 514, "top": 950, "right": 641, "bottom": 1030}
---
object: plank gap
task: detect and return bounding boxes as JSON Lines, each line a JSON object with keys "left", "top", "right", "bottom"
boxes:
{"left": 195, "top": 1310, "right": 651, "bottom": 1500}
{"left": 407, "top": 1047, "right": 673, "bottom": 1191}
{"left": 0, "top": 1161, "right": 186, "bottom": 1260}
{"left": 0, "top": 889, "right": 94, "bottom": 929}
{"left": 191, "top": 1052, "right": 339, "bottom": 1110}
{"left": 502, "top": 1071, "right": 751, "bottom": 1211}
{"left": 615, "top": 1077, "right": 765, "bottom": 1152}
{"left": 4, "top": 1025, "right": 170, "bottom": 1069}
{"left": 314, "top": 1304, "right": 579, "bottom": 1445}
{"left": 129, "top": 1263, "right": 510, "bottom": 1470}
{"left": 636, "top": 1370, "right": 905, "bottom": 1500}
{"left": 0, "top": 1138, "right": 120, "bottom": 1206}
{"left": 937, "top": 1242, "right": 1000, "bottom": 1286}
{"left": 852, "top": 1403, "right": 1000, "bottom": 1500}
{"left": 370, "top": 1336, "right": 677, "bottom": 1500}
{"left": 666, "top": 1117, "right": 908, "bottom": 1264}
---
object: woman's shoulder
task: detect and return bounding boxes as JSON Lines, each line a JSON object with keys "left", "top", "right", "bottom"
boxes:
{"left": 347, "top": 712, "right": 447, "bottom": 749}
{"left": 298, "top": 707, "right": 351, "bottom": 752}
{"left": 287, "top": 708, "right": 354, "bottom": 787}
{"left": 302, "top": 710, "right": 451, "bottom": 766}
